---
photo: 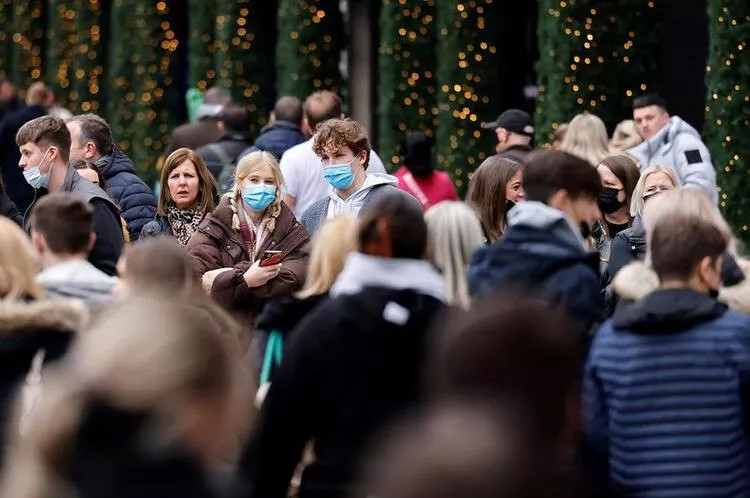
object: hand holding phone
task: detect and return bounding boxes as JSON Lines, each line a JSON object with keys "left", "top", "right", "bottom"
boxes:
{"left": 259, "top": 250, "right": 284, "bottom": 267}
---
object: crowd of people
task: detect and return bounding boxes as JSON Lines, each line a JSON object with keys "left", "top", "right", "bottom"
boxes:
{"left": 0, "top": 77, "right": 746, "bottom": 498}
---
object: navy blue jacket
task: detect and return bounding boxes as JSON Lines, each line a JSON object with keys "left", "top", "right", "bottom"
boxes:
{"left": 468, "top": 203, "right": 604, "bottom": 337}
{"left": 585, "top": 288, "right": 750, "bottom": 497}
{"left": 98, "top": 146, "right": 156, "bottom": 240}
{"left": 240, "top": 121, "right": 306, "bottom": 161}
{"left": 0, "top": 105, "right": 47, "bottom": 214}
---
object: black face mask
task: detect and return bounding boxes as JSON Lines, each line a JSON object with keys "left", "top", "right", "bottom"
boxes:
{"left": 580, "top": 221, "right": 592, "bottom": 239}
{"left": 504, "top": 199, "right": 515, "bottom": 214}
{"left": 597, "top": 187, "right": 623, "bottom": 214}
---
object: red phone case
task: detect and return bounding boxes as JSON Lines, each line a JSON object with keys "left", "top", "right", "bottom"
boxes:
{"left": 259, "top": 252, "right": 283, "bottom": 267}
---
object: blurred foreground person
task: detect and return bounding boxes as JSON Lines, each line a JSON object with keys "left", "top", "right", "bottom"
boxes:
{"left": 0, "top": 297, "right": 253, "bottom": 498}
{"left": 237, "top": 195, "right": 445, "bottom": 498}
{"left": 585, "top": 214, "right": 750, "bottom": 496}
{"left": 0, "top": 218, "right": 86, "bottom": 457}
{"left": 424, "top": 201, "right": 483, "bottom": 308}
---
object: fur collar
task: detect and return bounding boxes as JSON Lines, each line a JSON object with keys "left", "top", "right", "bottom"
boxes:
{"left": 613, "top": 259, "right": 750, "bottom": 315}
{"left": 0, "top": 298, "right": 88, "bottom": 334}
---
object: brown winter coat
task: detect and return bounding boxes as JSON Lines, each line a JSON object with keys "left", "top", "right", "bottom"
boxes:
{"left": 186, "top": 197, "right": 310, "bottom": 349}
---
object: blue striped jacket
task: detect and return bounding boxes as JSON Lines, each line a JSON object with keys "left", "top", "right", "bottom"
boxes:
{"left": 584, "top": 288, "right": 750, "bottom": 497}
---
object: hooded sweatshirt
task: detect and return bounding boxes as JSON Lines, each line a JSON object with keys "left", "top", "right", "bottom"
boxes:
{"left": 468, "top": 201, "right": 603, "bottom": 337}
{"left": 36, "top": 259, "right": 118, "bottom": 303}
{"left": 628, "top": 116, "right": 717, "bottom": 204}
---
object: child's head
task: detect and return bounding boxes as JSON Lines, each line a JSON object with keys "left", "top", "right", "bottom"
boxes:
{"left": 651, "top": 214, "right": 728, "bottom": 293}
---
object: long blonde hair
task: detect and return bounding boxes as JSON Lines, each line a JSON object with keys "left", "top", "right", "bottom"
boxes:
{"left": 425, "top": 202, "right": 484, "bottom": 308}
{"left": 0, "top": 218, "right": 43, "bottom": 300}
{"left": 0, "top": 297, "right": 253, "bottom": 497}
{"left": 629, "top": 165, "right": 680, "bottom": 218}
{"left": 559, "top": 113, "right": 609, "bottom": 166}
{"left": 297, "top": 215, "right": 358, "bottom": 299}
{"left": 228, "top": 151, "right": 283, "bottom": 233}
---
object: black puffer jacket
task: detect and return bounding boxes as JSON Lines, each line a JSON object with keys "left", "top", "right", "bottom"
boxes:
{"left": 98, "top": 146, "right": 157, "bottom": 240}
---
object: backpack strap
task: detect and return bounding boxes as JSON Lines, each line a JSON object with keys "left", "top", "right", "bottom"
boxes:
{"left": 402, "top": 171, "right": 430, "bottom": 209}
{"left": 209, "top": 144, "right": 236, "bottom": 192}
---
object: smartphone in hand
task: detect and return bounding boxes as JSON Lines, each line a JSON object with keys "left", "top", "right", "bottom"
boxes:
{"left": 259, "top": 250, "right": 284, "bottom": 267}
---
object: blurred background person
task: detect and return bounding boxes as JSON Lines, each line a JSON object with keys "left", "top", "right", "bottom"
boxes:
{"left": 140, "top": 148, "right": 219, "bottom": 245}
{"left": 187, "top": 151, "right": 309, "bottom": 351}
{"left": 424, "top": 201, "right": 484, "bottom": 308}
{"left": 240, "top": 96, "right": 307, "bottom": 162}
{"left": 608, "top": 164, "right": 679, "bottom": 278}
{"left": 31, "top": 193, "right": 118, "bottom": 304}
{"left": 482, "top": 109, "right": 534, "bottom": 162}
{"left": 467, "top": 155, "right": 524, "bottom": 244}
{"left": 165, "top": 86, "right": 231, "bottom": 155}
{"left": 609, "top": 119, "right": 642, "bottom": 152}
{"left": 551, "top": 122, "right": 568, "bottom": 150}
{"left": 197, "top": 104, "right": 253, "bottom": 184}
{"left": 559, "top": 113, "right": 609, "bottom": 167}
{"left": 394, "top": 131, "right": 458, "bottom": 211}
{"left": 0, "top": 297, "right": 253, "bottom": 497}
{"left": 0, "top": 177, "right": 22, "bottom": 225}
{"left": 0, "top": 218, "right": 86, "bottom": 455}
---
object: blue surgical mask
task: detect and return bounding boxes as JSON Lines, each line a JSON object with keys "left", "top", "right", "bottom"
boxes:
{"left": 242, "top": 184, "right": 277, "bottom": 211}
{"left": 23, "top": 148, "right": 51, "bottom": 190}
{"left": 323, "top": 157, "right": 358, "bottom": 190}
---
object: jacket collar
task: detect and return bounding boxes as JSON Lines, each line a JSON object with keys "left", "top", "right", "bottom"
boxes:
{"left": 331, "top": 252, "right": 446, "bottom": 302}
{"left": 507, "top": 201, "right": 587, "bottom": 251}
{"left": 0, "top": 298, "right": 88, "bottom": 335}
{"left": 612, "top": 287, "right": 727, "bottom": 334}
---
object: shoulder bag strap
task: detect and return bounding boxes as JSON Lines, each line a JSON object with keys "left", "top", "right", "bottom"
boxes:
{"left": 402, "top": 171, "right": 430, "bottom": 208}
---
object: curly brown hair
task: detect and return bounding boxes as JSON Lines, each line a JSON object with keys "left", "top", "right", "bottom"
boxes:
{"left": 312, "top": 118, "right": 371, "bottom": 169}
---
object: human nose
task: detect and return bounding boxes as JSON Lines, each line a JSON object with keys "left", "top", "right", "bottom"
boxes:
{"left": 177, "top": 174, "right": 187, "bottom": 185}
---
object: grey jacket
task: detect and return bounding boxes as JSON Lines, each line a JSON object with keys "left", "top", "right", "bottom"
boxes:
{"left": 628, "top": 116, "right": 717, "bottom": 204}
{"left": 36, "top": 259, "right": 118, "bottom": 302}
{"left": 301, "top": 181, "right": 419, "bottom": 235}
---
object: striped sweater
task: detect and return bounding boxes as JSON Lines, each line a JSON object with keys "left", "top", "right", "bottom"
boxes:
{"left": 584, "top": 288, "right": 750, "bottom": 497}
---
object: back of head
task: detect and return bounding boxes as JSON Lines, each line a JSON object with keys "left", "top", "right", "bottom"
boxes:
{"left": 298, "top": 214, "right": 358, "bottom": 298}
{"left": 523, "top": 149, "right": 601, "bottom": 203}
{"left": 559, "top": 113, "right": 609, "bottom": 166}
{"left": 121, "top": 238, "right": 200, "bottom": 298}
{"left": 16, "top": 115, "right": 71, "bottom": 163}
{"left": 401, "top": 131, "right": 433, "bottom": 176}
{"left": 26, "top": 81, "right": 50, "bottom": 107}
{"left": 67, "top": 114, "right": 113, "bottom": 156}
{"left": 0, "top": 218, "right": 42, "bottom": 299}
{"left": 359, "top": 194, "right": 427, "bottom": 260}
{"left": 220, "top": 105, "right": 251, "bottom": 135}
{"left": 431, "top": 296, "right": 579, "bottom": 442}
{"left": 425, "top": 202, "right": 483, "bottom": 308}
{"left": 643, "top": 188, "right": 735, "bottom": 254}
{"left": 312, "top": 118, "right": 371, "bottom": 168}
{"left": 203, "top": 86, "right": 232, "bottom": 106}
{"left": 633, "top": 93, "right": 667, "bottom": 111}
{"left": 362, "top": 401, "right": 574, "bottom": 498}
{"left": 303, "top": 90, "right": 343, "bottom": 131}
{"left": 273, "top": 96, "right": 303, "bottom": 126}
{"left": 1, "top": 296, "right": 252, "bottom": 497}
{"left": 650, "top": 214, "right": 728, "bottom": 283}
{"left": 609, "top": 119, "right": 643, "bottom": 151}
{"left": 31, "top": 193, "right": 93, "bottom": 256}
{"left": 467, "top": 155, "right": 523, "bottom": 242}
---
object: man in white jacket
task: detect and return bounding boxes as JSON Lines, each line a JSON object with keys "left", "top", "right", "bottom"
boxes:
{"left": 628, "top": 94, "right": 717, "bottom": 204}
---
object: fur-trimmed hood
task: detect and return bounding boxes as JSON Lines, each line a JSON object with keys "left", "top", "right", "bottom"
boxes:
{"left": 0, "top": 298, "right": 88, "bottom": 335}
{"left": 613, "top": 259, "right": 750, "bottom": 314}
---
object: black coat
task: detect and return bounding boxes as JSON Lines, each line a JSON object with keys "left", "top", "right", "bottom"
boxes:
{"left": 608, "top": 216, "right": 646, "bottom": 279}
{"left": 0, "top": 190, "right": 22, "bottom": 225}
{"left": 98, "top": 146, "right": 157, "bottom": 240}
{"left": 0, "top": 105, "right": 47, "bottom": 213}
{"left": 196, "top": 133, "right": 252, "bottom": 181}
{"left": 255, "top": 293, "right": 328, "bottom": 336}
{"left": 237, "top": 288, "right": 445, "bottom": 498}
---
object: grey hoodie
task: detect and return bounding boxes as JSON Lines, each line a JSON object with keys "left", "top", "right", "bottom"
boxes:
{"left": 507, "top": 200, "right": 587, "bottom": 251}
{"left": 627, "top": 116, "right": 717, "bottom": 204}
{"left": 36, "top": 259, "right": 118, "bottom": 303}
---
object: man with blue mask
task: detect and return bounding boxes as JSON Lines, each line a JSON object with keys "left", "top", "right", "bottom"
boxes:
{"left": 16, "top": 116, "right": 123, "bottom": 276}
{"left": 300, "top": 118, "right": 419, "bottom": 235}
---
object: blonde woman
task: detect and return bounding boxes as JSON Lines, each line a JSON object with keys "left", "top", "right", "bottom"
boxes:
{"left": 609, "top": 119, "right": 643, "bottom": 152}
{"left": 1, "top": 297, "right": 252, "bottom": 497}
{"left": 608, "top": 165, "right": 680, "bottom": 277}
{"left": 425, "top": 202, "right": 484, "bottom": 308}
{"left": 559, "top": 113, "right": 610, "bottom": 166}
{"left": 613, "top": 188, "right": 750, "bottom": 313}
{"left": 0, "top": 218, "right": 87, "bottom": 452}
{"left": 187, "top": 150, "right": 310, "bottom": 350}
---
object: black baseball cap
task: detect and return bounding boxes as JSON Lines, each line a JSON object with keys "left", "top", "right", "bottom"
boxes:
{"left": 482, "top": 109, "right": 535, "bottom": 137}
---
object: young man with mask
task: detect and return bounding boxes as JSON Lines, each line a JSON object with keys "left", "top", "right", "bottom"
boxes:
{"left": 628, "top": 94, "right": 717, "bottom": 203}
{"left": 17, "top": 115, "right": 123, "bottom": 276}
{"left": 300, "top": 118, "right": 419, "bottom": 235}
{"left": 584, "top": 214, "right": 750, "bottom": 496}
{"left": 468, "top": 150, "right": 603, "bottom": 341}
